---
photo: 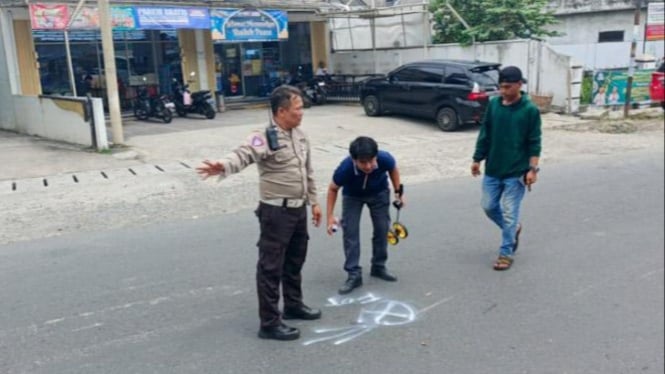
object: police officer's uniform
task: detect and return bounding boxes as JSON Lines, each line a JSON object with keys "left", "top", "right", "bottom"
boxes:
{"left": 218, "top": 125, "right": 318, "bottom": 328}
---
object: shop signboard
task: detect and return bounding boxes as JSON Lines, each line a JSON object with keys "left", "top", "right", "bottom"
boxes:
{"left": 30, "top": 3, "right": 69, "bottom": 30}
{"left": 591, "top": 69, "right": 654, "bottom": 106}
{"left": 30, "top": 4, "right": 209, "bottom": 30}
{"left": 134, "top": 7, "right": 210, "bottom": 30}
{"left": 211, "top": 9, "right": 288, "bottom": 41}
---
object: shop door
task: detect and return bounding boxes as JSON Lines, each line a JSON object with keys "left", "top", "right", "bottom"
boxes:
{"left": 216, "top": 43, "right": 243, "bottom": 97}
{"left": 241, "top": 42, "right": 263, "bottom": 97}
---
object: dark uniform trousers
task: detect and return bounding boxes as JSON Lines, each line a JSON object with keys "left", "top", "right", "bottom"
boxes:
{"left": 255, "top": 202, "right": 309, "bottom": 327}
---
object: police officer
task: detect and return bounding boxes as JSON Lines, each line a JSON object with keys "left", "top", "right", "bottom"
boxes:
{"left": 197, "top": 85, "right": 322, "bottom": 341}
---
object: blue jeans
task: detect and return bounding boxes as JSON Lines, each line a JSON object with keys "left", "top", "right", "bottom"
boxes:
{"left": 341, "top": 189, "right": 391, "bottom": 277}
{"left": 481, "top": 175, "right": 526, "bottom": 257}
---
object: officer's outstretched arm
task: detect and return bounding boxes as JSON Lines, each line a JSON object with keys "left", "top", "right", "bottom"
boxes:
{"left": 221, "top": 133, "right": 267, "bottom": 175}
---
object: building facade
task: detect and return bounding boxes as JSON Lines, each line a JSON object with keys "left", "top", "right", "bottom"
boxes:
{"left": 545, "top": 0, "right": 664, "bottom": 69}
{"left": 0, "top": 0, "right": 331, "bottom": 115}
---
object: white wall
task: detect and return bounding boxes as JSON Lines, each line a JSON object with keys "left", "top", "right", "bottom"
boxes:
{"left": 550, "top": 41, "right": 665, "bottom": 70}
{"left": 0, "top": 9, "right": 17, "bottom": 130}
{"left": 331, "top": 11, "right": 427, "bottom": 50}
{"left": 545, "top": 7, "right": 664, "bottom": 70}
{"left": 8, "top": 95, "right": 108, "bottom": 150}
{"left": 549, "top": 10, "right": 638, "bottom": 44}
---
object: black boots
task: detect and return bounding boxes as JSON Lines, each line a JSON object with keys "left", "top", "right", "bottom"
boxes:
{"left": 338, "top": 275, "right": 363, "bottom": 295}
{"left": 370, "top": 268, "right": 398, "bottom": 282}
{"left": 258, "top": 323, "right": 300, "bottom": 341}
{"left": 282, "top": 305, "right": 322, "bottom": 320}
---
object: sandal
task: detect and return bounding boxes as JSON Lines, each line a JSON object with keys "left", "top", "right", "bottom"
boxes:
{"left": 493, "top": 256, "right": 513, "bottom": 271}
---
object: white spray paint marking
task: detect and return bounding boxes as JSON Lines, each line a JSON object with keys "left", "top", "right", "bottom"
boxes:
{"left": 417, "top": 296, "right": 455, "bottom": 316}
{"left": 43, "top": 318, "right": 65, "bottom": 326}
{"left": 19, "top": 285, "right": 237, "bottom": 335}
{"left": 149, "top": 297, "right": 170, "bottom": 305}
{"left": 72, "top": 323, "right": 104, "bottom": 332}
{"left": 325, "top": 292, "right": 381, "bottom": 307}
{"left": 304, "top": 293, "right": 451, "bottom": 346}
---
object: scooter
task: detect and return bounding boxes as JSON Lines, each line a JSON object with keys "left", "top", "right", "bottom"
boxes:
{"left": 171, "top": 78, "right": 216, "bottom": 119}
{"left": 134, "top": 85, "right": 172, "bottom": 124}
{"left": 307, "top": 76, "right": 328, "bottom": 105}
{"left": 289, "top": 66, "right": 313, "bottom": 108}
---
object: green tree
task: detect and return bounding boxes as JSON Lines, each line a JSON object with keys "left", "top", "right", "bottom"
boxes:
{"left": 430, "top": 0, "right": 561, "bottom": 45}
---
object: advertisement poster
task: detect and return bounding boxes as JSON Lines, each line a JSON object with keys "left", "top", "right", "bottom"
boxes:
{"left": 68, "top": 6, "right": 99, "bottom": 29}
{"left": 646, "top": 2, "right": 664, "bottom": 41}
{"left": 211, "top": 9, "right": 288, "bottom": 41}
{"left": 135, "top": 7, "right": 210, "bottom": 29}
{"left": 30, "top": 4, "right": 69, "bottom": 30}
{"left": 111, "top": 7, "right": 137, "bottom": 30}
{"left": 591, "top": 69, "right": 654, "bottom": 106}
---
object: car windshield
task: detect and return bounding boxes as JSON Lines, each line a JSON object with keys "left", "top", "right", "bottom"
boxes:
{"left": 470, "top": 67, "right": 499, "bottom": 87}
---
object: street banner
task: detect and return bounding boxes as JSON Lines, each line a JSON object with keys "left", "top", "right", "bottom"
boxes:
{"left": 68, "top": 6, "right": 99, "bottom": 29}
{"left": 211, "top": 9, "right": 288, "bottom": 41}
{"left": 134, "top": 6, "right": 210, "bottom": 30}
{"left": 591, "top": 69, "right": 654, "bottom": 106}
{"left": 30, "top": 3, "right": 69, "bottom": 30}
{"left": 646, "top": 2, "right": 664, "bottom": 41}
{"left": 111, "top": 6, "right": 138, "bottom": 30}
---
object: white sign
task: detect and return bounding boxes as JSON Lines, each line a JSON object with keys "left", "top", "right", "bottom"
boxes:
{"left": 647, "top": 2, "right": 664, "bottom": 25}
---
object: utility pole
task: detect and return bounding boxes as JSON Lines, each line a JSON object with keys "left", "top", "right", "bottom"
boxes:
{"left": 445, "top": 1, "right": 475, "bottom": 59}
{"left": 98, "top": 0, "right": 124, "bottom": 144}
{"left": 624, "top": 0, "right": 642, "bottom": 118}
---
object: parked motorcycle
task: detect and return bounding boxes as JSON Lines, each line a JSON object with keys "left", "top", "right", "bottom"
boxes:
{"left": 134, "top": 85, "right": 172, "bottom": 123}
{"left": 171, "top": 79, "right": 216, "bottom": 119}
{"left": 288, "top": 66, "right": 313, "bottom": 108}
{"left": 306, "top": 76, "right": 327, "bottom": 105}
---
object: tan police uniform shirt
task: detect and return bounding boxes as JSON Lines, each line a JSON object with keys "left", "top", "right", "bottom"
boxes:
{"left": 218, "top": 125, "right": 318, "bottom": 205}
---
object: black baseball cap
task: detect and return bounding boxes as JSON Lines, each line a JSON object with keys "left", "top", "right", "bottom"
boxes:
{"left": 499, "top": 66, "right": 527, "bottom": 84}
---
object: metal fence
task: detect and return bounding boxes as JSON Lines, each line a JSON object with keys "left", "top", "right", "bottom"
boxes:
{"left": 324, "top": 74, "right": 384, "bottom": 102}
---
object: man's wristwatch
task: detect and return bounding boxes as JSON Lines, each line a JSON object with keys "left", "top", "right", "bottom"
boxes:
{"left": 529, "top": 165, "right": 540, "bottom": 173}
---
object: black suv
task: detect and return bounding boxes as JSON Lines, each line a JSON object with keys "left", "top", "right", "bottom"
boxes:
{"left": 360, "top": 60, "right": 500, "bottom": 131}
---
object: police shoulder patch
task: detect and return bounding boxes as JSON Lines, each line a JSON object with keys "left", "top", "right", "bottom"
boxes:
{"left": 251, "top": 135, "right": 265, "bottom": 147}
{"left": 246, "top": 132, "right": 266, "bottom": 148}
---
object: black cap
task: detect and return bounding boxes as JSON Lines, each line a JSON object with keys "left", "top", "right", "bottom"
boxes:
{"left": 499, "top": 66, "right": 527, "bottom": 84}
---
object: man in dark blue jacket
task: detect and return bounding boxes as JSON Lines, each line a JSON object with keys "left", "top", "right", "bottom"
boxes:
{"left": 326, "top": 136, "right": 404, "bottom": 294}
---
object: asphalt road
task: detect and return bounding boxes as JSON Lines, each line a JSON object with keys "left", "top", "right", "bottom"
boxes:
{"left": 1, "top": 150, "right": 663, "bottom": 374}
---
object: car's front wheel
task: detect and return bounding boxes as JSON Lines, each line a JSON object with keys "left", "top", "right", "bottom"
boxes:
{"left": 363, "top": 95, "right": 382, "bottom": 116}
{"left": 436, "top": 107, "right": 458, "bottom": 131}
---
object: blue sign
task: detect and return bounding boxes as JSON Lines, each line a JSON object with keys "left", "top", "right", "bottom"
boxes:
{"left": 211, "top": 9, "right": 288, "bottom": 41}
{"left": 135, "top": 6, "right": 210, "bottom": 30}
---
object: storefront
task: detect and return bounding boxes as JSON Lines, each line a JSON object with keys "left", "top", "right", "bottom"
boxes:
{"left": 11, "top": 3, "right": 328, "bottom": 110}
{"left": 33, "top": 29, "right": 181, "bottom": 110}
{"left": 210, "top": 8, "right": 313, "bottom": 99}
{"left": 28, "top": 4, "right": 212, "bottom": 110}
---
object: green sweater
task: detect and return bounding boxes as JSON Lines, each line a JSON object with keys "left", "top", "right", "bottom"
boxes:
{"left": 473, "top": 94, "right": 542, "bottom": 179}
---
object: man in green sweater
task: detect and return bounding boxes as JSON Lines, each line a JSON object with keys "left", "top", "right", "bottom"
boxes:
{"left": 471, "top": 66, "right": 542, "bottom": 271}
